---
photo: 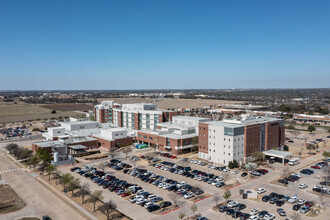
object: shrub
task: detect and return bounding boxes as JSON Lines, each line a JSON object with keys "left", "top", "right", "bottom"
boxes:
{"left": 283, "top": 145, "right": 289, "bottom": 151}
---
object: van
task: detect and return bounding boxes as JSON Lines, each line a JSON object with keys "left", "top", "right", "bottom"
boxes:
{"left": 288, "top": 158, "right": 300, "bottom": 166}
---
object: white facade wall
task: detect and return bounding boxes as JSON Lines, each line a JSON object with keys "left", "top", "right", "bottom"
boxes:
{"left": 207, "top": 125, "right": 244, "bottom": 165}
{"left": 61, "top": 121, "right": 99, "bottom": 131}
{"left": 100, "top": 129, "right": 127, "bottom": 140}
{"left": 48, "top": 127, "right": 66, "bottom": 137}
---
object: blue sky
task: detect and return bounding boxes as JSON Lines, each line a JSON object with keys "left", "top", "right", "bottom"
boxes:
{"left": 0, "top": 0, "right": 329, "bottom": 90}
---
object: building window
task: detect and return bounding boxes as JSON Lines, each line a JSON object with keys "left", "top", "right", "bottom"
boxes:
{"left": 223, "top": 152, "right": 225, "bottom": 155}
{"left": 213, "top": 150, "right": 215, "bottom": 152}
{"left": 223, "top": 160, "right": 226, "bottom": 163}
{"left": 224, "top": 138, "right": 226, "bottom": 141}
{"left": 209, "top": 149, "right": 211, "bottom": 152}
{"left": 228, "top": 153, "right": 230, "bottom": 156}
{"left": 213, "top": 143, "right": 215, "bottom": 146}
{"left": 224, "top": 145, "right": 225, "bottom": 148}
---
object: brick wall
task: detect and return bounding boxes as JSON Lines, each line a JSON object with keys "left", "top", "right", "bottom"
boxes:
{"left": 198, "top": 123, "right": 209, "bottom": 154}
{"left": 244, "top": 124, "right": 261, "bottom": 157}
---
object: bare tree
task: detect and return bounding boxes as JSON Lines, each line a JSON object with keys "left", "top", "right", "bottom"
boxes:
{"left": 292, "top": 130, "right": 301, "bottom": 139}
{"left": 178, "top": 212, "right": 186, "bottom": 220}
{"left": 168, "top": 192, "right": 185, "bottom": 207}
{"left": 223, "top": 172, "right": 231, "bottom": 184}
{"left": 281, "top": 167, "right": 291, "bottom": 179}
{"left": 99, "top": 199, "right": 117, "bottom": 220}
{"left": 107, "top": 147, "right": 118, "bottom": 161}
{"left": 98, "top": 163, "right": 107, "bottom": 172}
{"left": 190, "top": 204, "right": 198, "bottom": 216}
{"left": 179, "top": 158, "right": 190, "bottom": 167}
{"left": 291, "top": 212, "right": 301, "bottom": 220}
{"left": 89, "top": 190, "right": 104, "bottom": 212}
{"left": 122, "top": 146, "right": 132, "bottom": 159}
{"left": 213, "top": 193, "right": 221, "bottom": 206}
{"left": 79, "top": 183, "right": 91, "bottom": 203}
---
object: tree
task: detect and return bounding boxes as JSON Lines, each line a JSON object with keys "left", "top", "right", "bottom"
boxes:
{"left": 79, "top": 183, "right": 91, "bottom": 203}
{"left": 51, "top": 110, "right": 56, "bottom": 114}
{"left": 252, "top": 152, "right": 265, "bottom": 162}
{"left": 307, "top": 125, "right": 316, "bottom": 133}
{"left": 20, "top": 149, "right": 33, "bottom": 164}
{"left": 30, "top": 154, "right": 40, "bottom": 171}
{"left": 178, "top": 212, "right": 186, "bottom": 220}
{"left": 122, "top": 146, "right": 132, "bottom": 159}
{"left": 291, "top": 212, "right": 301, "bottom": 220}
{"left": 98, "top": 163, "right": 107, "bottom": 172}
{"left": 36, "top": 148, "right": 51, "bottom": 163}
{"left": 283, "top": 145, "right": 289, "bottom": 151}
{"left": 89, "top": 190, "right": 104, "bottom": 212}
{"left": 99, "top": 199, "right": 117, "bottom": 220}
{"left": 232, "top": 159, "right": 239, "bottom": 168}
{"left": 54, "top": 170, "right": 61, "bottom": 185}
{"left": 228, "top": 161, "right": 234, "bottom": 169}
{"left": 223, "top": 172, "right": 231, "bottom": 184}
{"left": 60, "top": 173, "right": 74, "bottom": 191}
{"left": 38, "top": 161, "right": 49, "bottom": 174}
{"left": 292, "top": 130, "right": 301, "bottom": 139}
{"left": 223, "top": 190, "right": 231, "bottom": 202}
{"left": 45, "top": 164, "right": 55, "bottom": 181}
{"left": 322, "top": 151, "right": 330, "bottom": 160}
{"left": 190, "top": 204, "right": 198, "bottom": 216}
{"left": 306, "top": 144, "right": 315, "bottom": 154}
{"left": 5, "top": 143, "right": 19, "bottom": 154}
{"left": 169, "top": 192, "right": 184, "bottom": 207}
{"left": 213, "top": 193, "right": 221, "bottom": 206}
{"left": 281, "top": 167, "right": 291, "bottom": 179}
{"left": 68, "top": 177, "right": 80, "bottom": 197}
{"left": 107, "top": 148, "right": 118, "bottom": 161}
{"left": 179, "top": 158, "right": 190, "bottom": 167}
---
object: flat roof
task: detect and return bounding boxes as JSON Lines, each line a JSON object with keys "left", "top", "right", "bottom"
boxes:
{"left": 34, "top": 141, "right": 64, "bottom": 148}
{"left": 264, "top": 149, "right": 292, "bottom": 158}
{"left": 60, "top": 121, "right": 98, "bottom": 125}
{"left": 173, "top": 116, "right": 209, "bottom": 121}
{"left": 204, "top": 116, "right": 282, "bottom": 127}
{"left": 68, "top": 145, "right": 88, "bottom": 150}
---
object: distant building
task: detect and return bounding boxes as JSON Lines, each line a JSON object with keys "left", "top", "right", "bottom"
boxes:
{"left": 136, "top": 116, "right": 211, "bottom": 154}
{"left": 94, "top": 101, "right": 177, "bottom": 130}
{"left": 198, "top": 116, "right": 285, "bottom": 165}
{"left": 293, "top": 114, "right": 329, "bottom": 125}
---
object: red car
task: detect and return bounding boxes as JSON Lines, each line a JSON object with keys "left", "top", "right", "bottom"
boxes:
{"left": 260, "top": 169, "right": 269, "bottom": 173}
{"left": 305, "top": 201, "right": 314, "bottom": 207}
{"left": 140, "top": 155, "right": 145, "bottom": 158}
{"left": 311, "top": 165, "right": 321, "bottom": 169}
{"left": 121, "top": 192, "right": 130, "bottom": 197}
{"left": 170, "top": 156, "right": 177, "bottom": 159}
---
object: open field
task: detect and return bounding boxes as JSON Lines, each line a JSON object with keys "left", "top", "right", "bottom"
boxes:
{"left": 0, "top": 103, "right": 85, "bottom": 123}
{"left": 41, "top": 103, "right": 94, "bottom": 112}
{"left": 99, "top": 98, "right": 243, "bottom": 109}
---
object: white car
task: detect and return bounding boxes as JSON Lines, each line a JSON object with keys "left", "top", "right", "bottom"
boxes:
{"left": 297, "top": 199, "right": 306, "bottom": 205}
{"left": 264, "top": 213, "right": 275, "bottom": 220}
{"left": 227, "top": 200, "right": 238, "bottom": 208}
{"left": 292, "top": 173, "right": 302, "bottom": 178}
{"left": 257, "top": 188, "right": 267, "bottom": 194}
{"left": 299, "top": 183, "right": 308, "bottom": 189}
{"left": 223, "top": 168, "right": 230, "bottom": 172}
{"left": 249, "top": 216, "right": 260, "bottom": 220}
{"left": 233, "top": 170, "right": 239, "bottom": 175}
{"left": 250, "top": 209, "right": 260, "bottom": 215}
{"left": 288, "top": 197, "right": 298, "bottom": 203}
{"left": 183, "top": 192, "right": 194, "bottom": 199}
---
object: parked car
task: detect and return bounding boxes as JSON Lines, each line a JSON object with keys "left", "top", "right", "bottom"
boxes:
{"left": 293, "top": 204, "right": 301, "bottom": 211}
{"left": 257, "top": 188, "right": 267, "bottom": 194}
{"left": 300, "top": 206, "right": 310, "bottom": 214}
{"left": 299, "top": 183, "right": 308, "bottom": 189}
{"left": 241, "top": 172, "right": 248, "bottom": 177}
{"left": 278, "top": 179, "right": 288, "bottom": 184}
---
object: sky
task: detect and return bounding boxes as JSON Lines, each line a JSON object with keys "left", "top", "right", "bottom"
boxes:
{"left": 0, "top": 0, "right": 330, "bottom": 90}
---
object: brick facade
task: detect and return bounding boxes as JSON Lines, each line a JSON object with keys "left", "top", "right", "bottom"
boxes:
{"left": 244, "top": 124, "right": 261, "bottom": 157}
{"left": 92, "top": 136, "right": 133, "bottom": 151}
{"left": 198, "top": 123, "right": 209, "bottom": 154}
{"left": 265, "top": 122, "right": 280, "bottom": 150}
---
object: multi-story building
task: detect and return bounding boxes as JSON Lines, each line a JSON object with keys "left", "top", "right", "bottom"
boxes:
{"left": 198, "top": 116, "right": 285, "bottom": 165}
{"left": 94, "top": 100, "right": 120, "bottom": 123}
{"left": 95, "top": 101, "right": 177, "bottom": 130}
{"left": 111, "top": 102, "right": 177, "bottom": 130}
{"left": 136, "top": 116, "right": 211, "bottom": 154}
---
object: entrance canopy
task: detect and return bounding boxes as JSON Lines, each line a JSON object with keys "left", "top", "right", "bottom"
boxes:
{"left": 263, "top": 149, "right": 292, "bottom": 164}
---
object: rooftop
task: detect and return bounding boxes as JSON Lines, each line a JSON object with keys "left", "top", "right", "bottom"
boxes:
{"left": 264, "top": 149, "right": 292, "bottom": 158}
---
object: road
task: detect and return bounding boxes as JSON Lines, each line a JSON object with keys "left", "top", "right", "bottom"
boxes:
{"left": 0, "top": 147, "right": 91, "bottom": 220}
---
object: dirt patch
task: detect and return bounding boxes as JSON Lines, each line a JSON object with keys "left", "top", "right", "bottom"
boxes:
{"left": 0, "top": 184, "right": 26, "bottom": 214}
{"left": 40, "top": 175, "right": 130, "bottom": 220}
{"left": 41, "top": 104, "right": 93, "bottom": 112}
{"left": 0, "top": 103, "right": 84, "bottom": 123}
